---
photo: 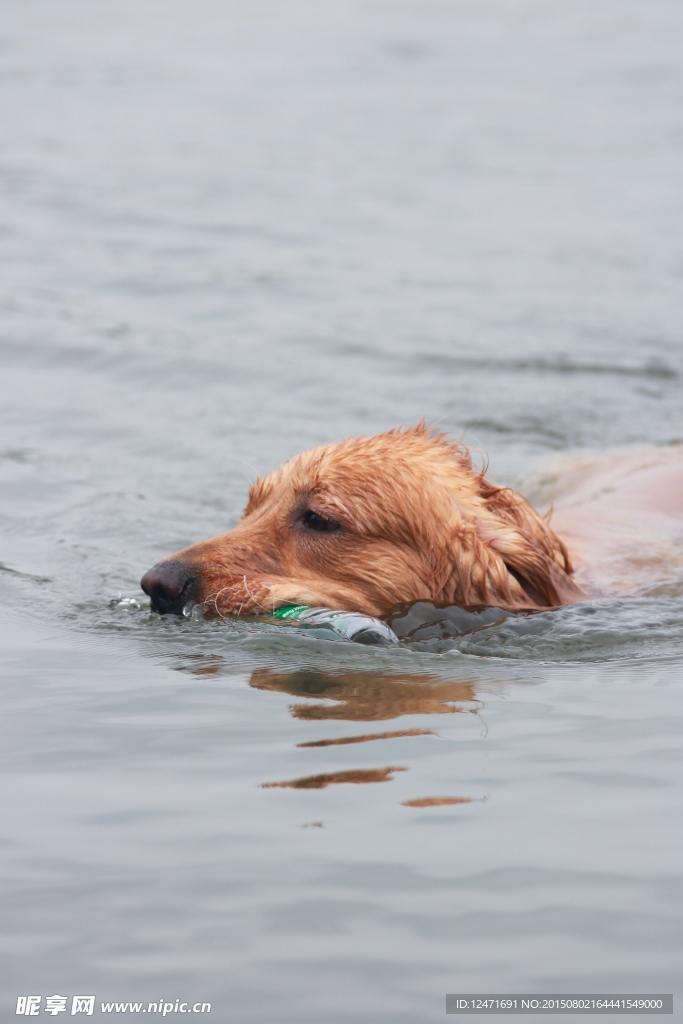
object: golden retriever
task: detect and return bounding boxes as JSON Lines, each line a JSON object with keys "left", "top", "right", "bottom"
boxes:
{"left": 140, "top": 424, "right": 683, "bottom": 619}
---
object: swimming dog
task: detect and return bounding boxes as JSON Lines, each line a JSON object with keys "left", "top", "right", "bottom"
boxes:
{"left": 141, "top": 425, "right": 683, "bottom": 618}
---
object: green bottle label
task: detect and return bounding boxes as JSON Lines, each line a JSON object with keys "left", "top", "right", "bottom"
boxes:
{"left": 271, "top": 605, "right": 311, "bottom": 620}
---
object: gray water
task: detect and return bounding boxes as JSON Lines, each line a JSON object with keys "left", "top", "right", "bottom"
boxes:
{"left": 1, "top": 0, "right": 682, "bottom": 1020}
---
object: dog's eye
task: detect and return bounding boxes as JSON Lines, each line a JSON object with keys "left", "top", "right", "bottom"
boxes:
{"left": 302, "top": 510, "right": 340, "bottom": 533}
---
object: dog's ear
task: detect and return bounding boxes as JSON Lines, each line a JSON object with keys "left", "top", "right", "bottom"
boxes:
{"left": 473, "top": 482, "right": 584, "bottom": 607}
{"left": 488, "top": 526, "right": 583, "bottom": 607}
{"left": 244, "top": 475, "right": 275, "bottom": 516}
{"left": 435, "top": 520, "right": 515, "bottom": 608}
{"left": 416, "top": 439, "right": 581, "bottom": 609}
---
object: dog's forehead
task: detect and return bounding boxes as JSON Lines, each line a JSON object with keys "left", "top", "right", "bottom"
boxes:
{"left": 246, "top": 429, "right": 471, "bottom": 522}
{"left": 280, "top": 437, "right": 435, "bottom": 493}
{"left": 295, "top": 432, "right": 455, "bottom": 475}
{"left": 275, "top": 434, "right": 468, "bottom": 517}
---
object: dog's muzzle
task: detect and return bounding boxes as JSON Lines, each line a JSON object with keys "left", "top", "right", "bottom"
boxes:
{"left": 141, "top": 561, "right": 197, "bottom": 616}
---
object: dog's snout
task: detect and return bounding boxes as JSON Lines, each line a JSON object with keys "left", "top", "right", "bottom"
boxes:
{"left": 141, "top": 561, "right": 196, "bottom": 616}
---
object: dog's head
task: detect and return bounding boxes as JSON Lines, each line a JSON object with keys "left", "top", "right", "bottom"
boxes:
{"left": 140, "top": 425, "right": 583, "bottom": 618}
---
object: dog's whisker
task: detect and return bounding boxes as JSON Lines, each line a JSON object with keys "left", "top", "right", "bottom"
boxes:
{"left": 242, "top": 575, "right": 266, "bottom": 612}
{"left": 212, "top": 587, "right": 232, "bottom": 619}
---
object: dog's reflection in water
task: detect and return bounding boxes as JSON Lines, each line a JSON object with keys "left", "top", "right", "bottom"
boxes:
{"left": 249, "top": 667, "right": 481, "bottom": 722}
{"left": 179, "top": 659, "right": 484, "bottom": 797}
{"left": 251, "top": 668, "right": 484, "bottom": 795}
{"left": 179, "top": 659, "right": 481, "bottom": 721}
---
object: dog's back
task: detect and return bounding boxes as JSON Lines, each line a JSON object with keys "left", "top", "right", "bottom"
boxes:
{"left": 537, "top": 445, "right": 683, "bottom": 597}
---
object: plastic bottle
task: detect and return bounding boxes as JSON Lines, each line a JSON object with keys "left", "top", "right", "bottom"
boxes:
{"left": 271, "top": 605, "right": 399, "bottom": 646}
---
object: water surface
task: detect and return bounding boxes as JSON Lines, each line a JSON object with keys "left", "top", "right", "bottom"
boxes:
{"left": 1, "top": 0, "right": 682, "bottom": 1020}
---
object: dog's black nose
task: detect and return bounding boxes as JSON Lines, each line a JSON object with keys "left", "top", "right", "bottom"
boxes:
{"left": 141, "top": 561, "right": 196, "bottom": 616}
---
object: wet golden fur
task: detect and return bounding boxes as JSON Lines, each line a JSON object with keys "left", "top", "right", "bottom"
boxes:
{"left": 159, "top": 424, "right": 585, "bottom": 617}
